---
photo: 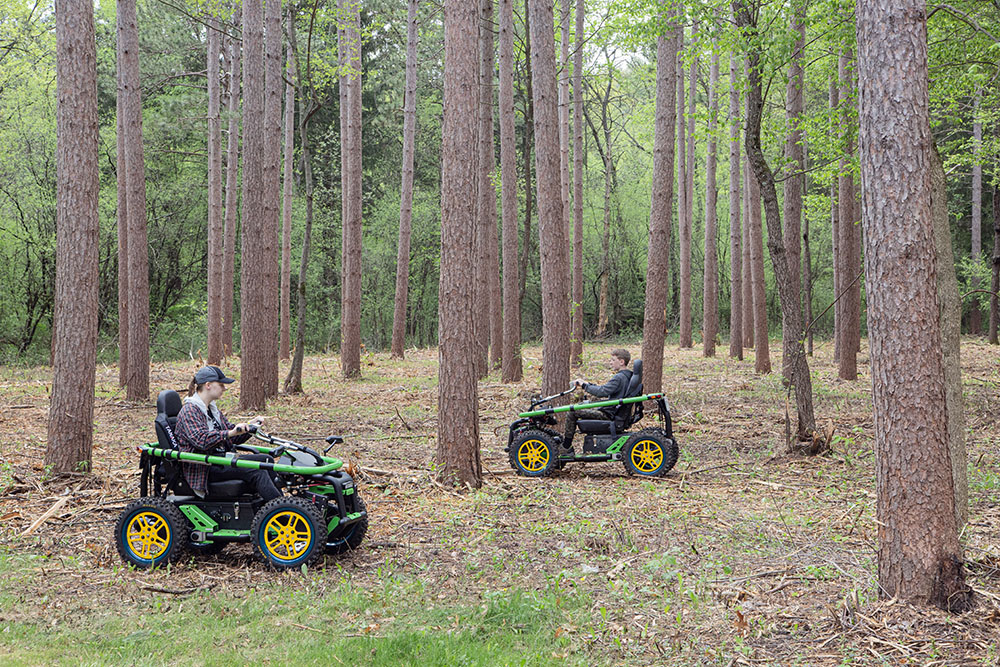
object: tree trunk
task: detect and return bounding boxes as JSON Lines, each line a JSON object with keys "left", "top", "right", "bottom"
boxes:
{"left": 830, "top": 77, "right": 841, "bottom": 363}
{"left": 518, "top": 0, "right": 534, "bottom": 314}
{"left": 930, "top": 146, "right": 968, "bottom": 528}
{"left": 473, "top": 0, "right": 490, "bottom": 377}
{"left": 746, "top": 123, "right": 769, "bottom": 373}
{"left": 438, "top": 0, "right": 482, "bottom": 488}
{"left": 530, "top": 0, "right": 571, "bottom": 396}
{"left": 680, "top": 21, "right": 696, "bottom": 349}
{"left": 485, "top": 0, "right": 503, "bottom": 372}
{"left": 119, "top": 0, "right": 149, "bottom": 402}
{"left": 280, "top": 25, "right": 296, "bottom": 362}
{"left": 641, "top": 17, "right": 679, "bottom": 394}
{"left": 262, "top": 0, "right": 282, "bottom": 396}
{"left": 239, "top": 0, "right": 269, "bottom": 410}
{"left": 742, "top": 149, "right": 753, "bottom": 350}
{"left": 802, "top": 140, "right": 814, "bottom": 356}
{"left": 391, "top": 0, "right": 419, "bottom": 360}
{"left": 48, "top": 0, "right": 99, "bottom": 473}
{"left": 781, "top": 5, "right": 804, "bottom": 380}
{"left": 341, "top": 0, "right": 363, "bottom": 379}
{"left": 702, "top": 46, "right": 719, "bottom": 357}
{"left": 838, "top": 47, "right": 859, "bottom": 381}
{"left": 115, "top": 14, "right": 129, "bottom": 388}
{"left": 992, "top": 185, "right": 1000, "bottom": 344}
{"left": 207, "top": 16, "right": 224, "bottom": 366}
{"left": 676, "top": 41, "right": 686, "bottom": 346}
{"left": 500, "top": 0, "right": 522, "bottom": 382}
{"left": 571, "top": 0, "right": 585, "bottom": 366}
{"left": 222, "top": 12, "right": 241, "bottom": 359}
{"left": 856, "top": 0, "right": 971, "bottom": 610}
{"left": 970, "top": 91, "right": 982, "bottom": 335}
{"left": 728, "top": 56, "right": 742, "bottom": 361}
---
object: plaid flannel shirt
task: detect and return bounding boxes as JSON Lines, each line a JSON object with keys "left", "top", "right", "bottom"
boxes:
{"left": 174, "top": 401, "right": 250, "bottom": 495}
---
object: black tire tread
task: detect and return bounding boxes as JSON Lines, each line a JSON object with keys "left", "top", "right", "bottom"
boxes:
{"left": 326, "top": 495, "right": 368, "bottom": 554}
{"left": 250, "top": 496, "right": 328, "bottom": 570}
{"left": 508, "top": 429, "right": 559, "bottom": 477}
{"left": 115, "top": 497, "right": 190, "bottom": 568}
{"left": 623, "top": 427, "right": 678, "bottom": 477}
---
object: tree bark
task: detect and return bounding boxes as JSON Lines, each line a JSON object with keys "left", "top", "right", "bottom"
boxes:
{"left": 280, "top": 23, "right": 296, "bottom": 362}
{"left": 340, "top": 0, "right": 363, "bottom": 379}
{"left": 530, "top": 0, "right": 571, "bottom": 396}
{"left": 838, "top": 47, "right": 859, "bottom": 381}
{"left": 571, "top": 0, "right": 585, "bottom": 366}
{"left": 391, "top": 0, "right": 419, "bottom": 360}
{"left": 969, "top": 91, "right": 982, "bottom": 335}
{"left": 830, "top": 77, "right": 841, "bottom": 362}
{"left": 992, "top": 185, "right": 1000, "bottom": 344}
{"left": 48, "top": 0, "right": 99, "bottom": 472}
{"left": 239, "top": 0, "right": 269, "bottom": 410}
{"left": 438, "top": 0, "right": 482, "bottom": 488}
{"left": 518, "top": 0, "right": 534, "bottom": 315}
{"left": 802, "top": 140, "right": 814, "bottom": 355}
{"left": 742, "top": 148, "right": 753, "bottom": 350}
{"left": 680, "top": 21, "right": 696, "bottom": 349}
{"left": 500, "top": 0, "right": 523, "bottom": 382}
{"left": 641, "top": 17, "right": 679, "bottom": 393}
{"left": 473, "top": 0, "right": 490, "bottom": 377}
{"left": 222, "top": 11, "right": 241, "bottom": 358}
{"left": 262, "top": 0, "right": 282, "bottom": 396}
{"left": 115, "top": 11, "right": 129, "bottom": 388}
{"left": 485, "top": 0, "right": 503, "bottom": 372}
{"left": 747, "top": 122, "right": 769, "bottom": 374}
{"left": 207, "top": 16, "right": 224, "bottom": 366}
{"left": 676, "top": 40, "right": 686, "bottom": 346}
{"left": 119, "top": 0, "right": 149, "bottom": 402}
{"left": 781, "top": 3, "right": 805, "bottom": 380}
{"left": 856, "top": 0, "right": 971, "bottom": 610}
{"left": 728, "top": 56, "right": 742, "bottom": 360}
{"left": 702, "top": 46, "right": 719, "bottom": 357}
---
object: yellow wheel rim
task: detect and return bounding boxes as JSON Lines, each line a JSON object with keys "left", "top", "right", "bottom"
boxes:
{"left": 630, "top": 440, "right": 663, "bottom": 473}
{"left": 517, "top": 439, "right": 550, "bottom": 472}
{"left": 263, "top": 510, "right": 313, "bottom": 562}
{"left": 125, "top": 511, "right": 171, "bottom": 561}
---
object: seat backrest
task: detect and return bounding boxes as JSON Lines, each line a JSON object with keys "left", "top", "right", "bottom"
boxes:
{"left": 613, "top": 360, "right": 643, "bottom": 430}
{"left": 154, "top": 389, "right": 183, "bottom": 450}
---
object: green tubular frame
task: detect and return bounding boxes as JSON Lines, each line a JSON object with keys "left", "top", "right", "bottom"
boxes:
{"left": 140, "top": 443, "right": 343, "bottom": 475}
{"left": 518, "top": 392, "right": 665, "bottom": 419}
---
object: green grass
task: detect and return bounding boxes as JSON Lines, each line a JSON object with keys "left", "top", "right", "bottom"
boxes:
{"left": 0, "top": 553, "right": 593, "bottom": 666}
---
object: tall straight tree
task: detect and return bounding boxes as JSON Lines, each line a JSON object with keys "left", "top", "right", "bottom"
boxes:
{"left": 802, "top": 141, "right": 814, "bottom": 355}
{"left": 970, "top": 91, "right": 982, "bottom": 334}
{"left": 742, "top": 149, "right": 753, "bottom": 349}
{"left": 239, "top": 0, "right": 268, "bottom": 410}
{"left": 829, "top": 77, "right": 840, "bottom": 361}
{"left": 263, "top": 0, "right": 282, "bottom": 396}
{"left": 570, "top": 0, "right": 585, "bottom": 366}
{"left": 280, "top": 31, "right": 296, "bottom": 361}
{"left": 781, "top": 2, "right": 805, "bottom": 380}
{"left": 499, "top": 0, "right": 522, "bottom": 382}
{"left": 207, "top": 16, "right": 224, "bottom": 366}
{"left": 856, "top": 0, "right": 970, "bottom": 610}
{"left": 119, "top": 0, "right": 149, "bottom": 401}
{"left": 115, "top": 10, "right": 128, "bottom": 387}
{"left": 529, "top": 0, "right": 571, "bottom": 396}
{"left": 48, "top": 0, "right": 99, "bottom": 473}
{"left": 559, "top": 0, "right": 575, "bottom": 366}
{"left": 680, "top": 21, "right": 697, "bottom": 349}
{"left": 391, "top": 0, "right": 419, "bottom": 360}
{"left": 746, "top": 128, "right": 769, "bottom": 373}
{"left": 341, "top": 0, "right": 363, "bottom": 379}
{"left": 702, "top": 44, "right": 719, "bottom": 357}
{"left": 838, "top": 47, "right": 860, "bottom": 381}
{"left": 641, "top": 15, "right": 678, "bottom": 393}
{"left": 222, "top": 10, "right": 241, "bottom": 358}
{"left": 676, "top": 39, "right": 686, "bottom": 340}
{"left": 438, "top": 0, "right": 482, "bottom": 488}
{"left": 991, "top": 186, "right": 1000, "bottom": 344}
{"left": 728, "top": 56, "right": 742, "bottom": 360}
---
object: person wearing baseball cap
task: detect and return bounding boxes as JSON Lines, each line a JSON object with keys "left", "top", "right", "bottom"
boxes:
{"left": 173, "top": 366, "right": 281, "bottom": 500}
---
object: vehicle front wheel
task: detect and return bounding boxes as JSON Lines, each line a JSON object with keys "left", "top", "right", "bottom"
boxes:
{"left": 509, "top": 429, "right": 559, "bottom": 477}
{"left": 251, "top": 497, "right": 328, "bottom": 570}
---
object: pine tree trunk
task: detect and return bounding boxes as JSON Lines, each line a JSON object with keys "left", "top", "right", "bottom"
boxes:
{"left": 485, "top": 0, "right": 503, "bottom": 372}
{"left": 239, "top": 0, "right": 269, "bottom": 410}
{"left": 518, "top": 0, "right": 534, "bottom": 314}
{"left": 746, "top": 123, "right": 769, "bottom": 373}
{"left": 676, "top": 41, "right": 686, "bottom": 346}
{"left": 499, "top": 0, "right": 523, "bottom": 382}
{"left": 803, "top": 140, "right": 814, "bottom": 356}
{"left": 830, "top": 78, "right": 840, "bottom": 362}
{"left": 391, "top": 0, "right": 419, "bottom": 360}
{"left": 207, "top": 17, "right": 224, "bottom": 366}
{"left": 680, "top": 21, "right": 696, "bottom": 349}
{"left": 838, "top": 48, "right": 859, "bottom": 381}
{"left": 340, "top": 1, "right": 363, "bottom": 379}
{"left": 570, "top": 0, "right": 585, "bottom": 366}
{"left": 641, "top": 17, "right": 679, "bottom": 394}
{"left": 781, "top": 6, "right": 805, "bottom": 381}
{"left": 279, "top": 28, "right": 296, "bottom": 362}
{"left": 530, "top": 0, "right": 571, "bottom": 396}
{"left": 742, "top": 150, "right": 753, "bottom": 350}
{"left": 970, "top": 92, "right": 982, "bottom": 335}
{"left": 119, "top": 0, "right": 148, "bottom": 402}
{"left": 222, "top": 13, "right": 241, "bottom": 359}
{"left": 702, "top": 46, "right": 719, "bottom": 357}
{"left": 857, "top": 0, "right": 970, "bottom": 610}
{"left": 728, "top": 55, "right": 742, "bottom": 360}
{"left": 991, "top": 185, "right": 1000, "bottom": 344}
{"left": 115, "top": 22, "right": 129, "bottom": 388}
{"left": 473, "top": 0, "right": 490, "bottom": 377}
{"left": 262, "top": 0, "right": 282, "bottom": 395}
{"left": 48, "top": 0, "right": 99, "bottom": 473}
{"left": 438, "top": 0, "right": 482, "bottom": 488}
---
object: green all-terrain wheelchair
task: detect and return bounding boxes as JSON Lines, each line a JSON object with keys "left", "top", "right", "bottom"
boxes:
{"left": 114, "top": 390, "right": 367, "bottom": 570}
{"left": 505, "top": 359, "right": 679, "bottom": 477}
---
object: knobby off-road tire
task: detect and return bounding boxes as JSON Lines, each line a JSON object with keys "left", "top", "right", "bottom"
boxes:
{"left": 116, "top": 497, "right": 189, "bottom": 568}
{"left": 327, "top": 495, "right": 368, "bottom": 554}
{"left": 251, "top": 496, "right": 328, "bottom": 570}
{"left": 622, "top": 428, "right": 678, "bottom": 477}
{"left": 509, "top": 429, "right": 559, "bottom": 477}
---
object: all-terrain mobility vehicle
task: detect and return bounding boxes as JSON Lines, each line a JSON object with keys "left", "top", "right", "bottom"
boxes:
{"left": 505, "top": 360, "right": 679, "bottom": 477}
{"left": 114, "top": 390, "right": 367, "bottom": 570}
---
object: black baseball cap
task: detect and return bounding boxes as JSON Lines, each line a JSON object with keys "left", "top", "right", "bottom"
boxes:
{"left": 193, "top": 366, "right": 235, "bottom": 384}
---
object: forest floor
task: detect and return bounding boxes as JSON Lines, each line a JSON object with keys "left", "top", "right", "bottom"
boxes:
{"left": 1, "top": 338, "right": 999, "bottom": 666}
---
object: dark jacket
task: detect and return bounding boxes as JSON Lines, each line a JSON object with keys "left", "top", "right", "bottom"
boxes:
{"left": 583, "top": 369, "right": 633, "bottom": 400}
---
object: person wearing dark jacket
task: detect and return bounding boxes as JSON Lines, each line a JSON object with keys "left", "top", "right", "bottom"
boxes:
{"left": 561, "top": 349, "right": 633, "bottom": 452}
{"left": 173, "top": 366, "right": 281, "bottom": 500}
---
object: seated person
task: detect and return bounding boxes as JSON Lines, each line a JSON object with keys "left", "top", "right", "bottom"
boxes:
{"left": 562, "top": 348, "right": 633, "bottom": 452}
{"left": 174, "top": 365, "right": 281, "bottom": 501}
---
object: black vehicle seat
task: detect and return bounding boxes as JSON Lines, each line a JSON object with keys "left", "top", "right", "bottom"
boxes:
{"left": 154, "top": 389, "right": 183, "bottom": 450}
{"left": 575, "top": 360, "right": 644, "bottom": 436}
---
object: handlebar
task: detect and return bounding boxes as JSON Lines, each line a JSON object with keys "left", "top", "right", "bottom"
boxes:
{"left": 529, "top": 386, "right": 578, "bottom": 410}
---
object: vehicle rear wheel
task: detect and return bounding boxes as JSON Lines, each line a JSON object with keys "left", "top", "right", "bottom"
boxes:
{"left": 327, "top": 495, "right": 368, "bottom": 554}
{"left": 115, "top": 498, "right": 188, "bottom": 568}
{"left": 622, "top": 428, "right": 678, "bottom": 477}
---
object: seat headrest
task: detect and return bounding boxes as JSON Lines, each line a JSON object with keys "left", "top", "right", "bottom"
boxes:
{"left": 156, "top": 389, "right": 183, "bottom": 419}
{"left": 626, "top": 360, "right": 642, "bottom": 398}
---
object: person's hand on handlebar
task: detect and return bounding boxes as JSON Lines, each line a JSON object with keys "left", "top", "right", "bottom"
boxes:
{"left": 230, "top": 416, "right": 264, "bottom": 437}
{"left": 573, "top": 378, "right": 587, "bottom": 388}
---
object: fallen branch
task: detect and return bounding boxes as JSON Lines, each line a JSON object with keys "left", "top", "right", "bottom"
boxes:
{"left": 20, "top": 496, "right": 70, "bottom": 537}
